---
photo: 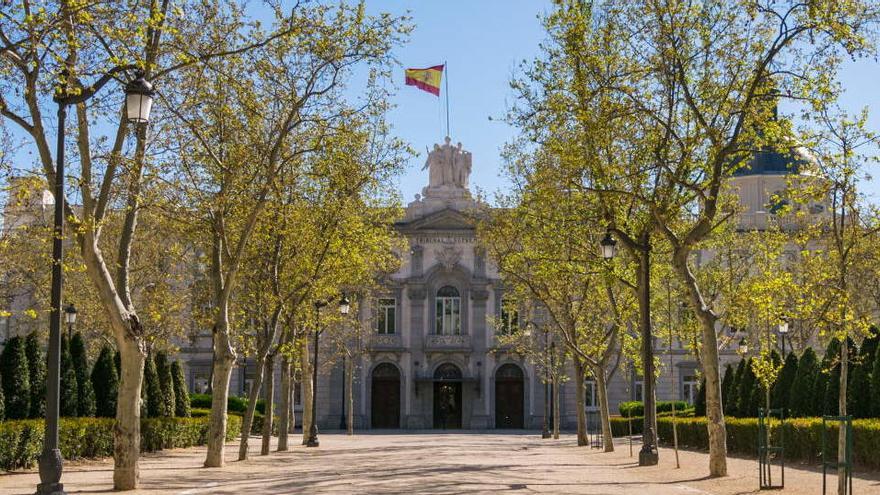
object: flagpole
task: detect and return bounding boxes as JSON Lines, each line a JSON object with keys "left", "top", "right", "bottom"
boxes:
{"left": 444, "top": 61, "right": 450, "bottom": 138}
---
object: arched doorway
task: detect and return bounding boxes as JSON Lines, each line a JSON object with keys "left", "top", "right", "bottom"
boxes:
{"left": 433, "top": 363, "right": 462, "bottom": 429}
{"left": 495, "top": 363, "right": 524, "bottom": 429}
{"left": 371, "top": 363, "right": 400, "bottom": 429}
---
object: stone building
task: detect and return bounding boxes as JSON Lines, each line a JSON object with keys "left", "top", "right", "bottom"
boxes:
{"left": 0, "top": 137, "right": 819, "bottom": 431}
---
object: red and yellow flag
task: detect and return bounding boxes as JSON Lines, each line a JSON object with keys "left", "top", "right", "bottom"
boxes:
{"left": 405, "top": 65, "right": 444, "bottom": 96}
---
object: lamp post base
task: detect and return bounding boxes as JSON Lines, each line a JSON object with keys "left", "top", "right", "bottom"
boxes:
{"left": 36, "top": 448, "right": 66, "bottom": 495}
{"left": 306, "top": 437, "right": 320, "bottom": 448}
{"left": 541, "top": 429, "right": 551, "bottom": 439}
{"left": 638, "top": 447, "right": 659, "bottom": 466}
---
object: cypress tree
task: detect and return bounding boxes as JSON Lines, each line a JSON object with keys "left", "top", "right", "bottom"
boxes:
{"left": 91, "top": 344, "right": 119, "bottom": 418}
{"left": 0, "top": 370, "right": 4, "bottom": 420}
{"left": 60, "top": 335, "right": 78, "bottom": 416}
{"left": 862, "top": 326, "right": 880, "bottom": 365}
{"left": 846, "top": 338, "right": 874, "bottom": 418}
{"left": 154, "top": 351, "right": 175, "bottom": 417}
{"left": 25, "top": 331, "right": 46, "bottom": 418}
{"left": 143, "top": 355, "right": 163, "bottom": 418}
{"left": 727, "top": 359, "right": 745, "bottom": 416}
{"left": 737, "top": 358, "right": 757, "bottom": 417}
{"left": 720, "top": 363, "right": 734, "bottom": 414}
{"left": 816, "top": 338, "right": 839, "bottom": 416}
{"left": 871, "top": 343, "right": 880, "bottom": 417}
{"left": 694, "top": 377, "right": 707, "bottom": 417}
{"left": 0, "top": 335, "right": 30, "bottom": 419}
{"left": 790, "top": 347, "right": 818, "bottom": 417}
{"left": 70, "top": 332, "right": 96, "bottom": 416}
{"left": 772, "top": 352, "right": 799, "bottom": 414}
{"left": 171, "top": 360, "right": 190, "bottom": 417}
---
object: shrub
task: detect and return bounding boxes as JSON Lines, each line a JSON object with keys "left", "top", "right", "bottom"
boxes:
{"left": 647, "top": 415, "right": 880, "bottom": 470}
{"left": 772, "top": 352, "right": 798, "bottom": 414}
{"left": 24, "top": 332, "right": 45, "bottom": 419}
{"left": 727, "top": 359, "right": 746, "bottom": 416}
{"left": 143, "top": 356, "right": 163, "bottom": 418}
{"left": 171, "top": 361, "right": 190, "bottom": 418}
{"left": 737, "top": 358, "right": 757, "bottom": 417}
{"left": 154, "top": 352, "right": 175, "bottom": 417}
{"left": 0, "top": 336, "right": 30, "bottom": 419}
{"left": 0, "top": 371, "right": 4, "bottom": 421}
{"left": 0, "top": 414, "right": 241, "bottom": 471}
{"left": 190, "top": 393, "right": 248, "bottom": 414}
{"left": 872, "top": 344, "right": 880, "bottom": 417}
{"left": 790, "top": 348, "right": 818, "bottom": 417}
{"left": 59, "top": 336, "right": 78, "bottom": 417}
{"left": 694, "top": 378, "right": 706, "bottom": 417}
{"left": 720, "top": 364, "right": 734, "bottom": 415}
{"left": 70, "top": 333, "right": 96, "bottom": 417}
{"left": 849, "top": 348, "right": 872, "bottom": 418}
{"left": 618, "top": 400, "right": 689, "bottom": 418}
{"left": 91, "top": 345, "right": 119, "bottom": 418}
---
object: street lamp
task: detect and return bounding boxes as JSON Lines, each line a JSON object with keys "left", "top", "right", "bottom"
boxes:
{"left": 739, "top": 337, "right": 749, "bottom": 355}
{"left": 39, "top": 70, "right": 154, "bottom": 495}
{"left": 777, "top": 317, "right": 790, "bottom": 358}
{"left": 64, "top": 304, "right": 77, "bottom": 341}
{"left": 338, "top": 293, "right": 350, "bottom": 431}
{"left": 600, "top": 230, "right": 617, "bottom": 260}
{"left": 124, "top": 74, "right": 155, "bottom": 124}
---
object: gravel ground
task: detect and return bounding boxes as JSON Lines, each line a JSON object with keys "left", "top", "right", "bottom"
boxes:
{"left": 1, "top": 432, "right": 878, "bottom": 494}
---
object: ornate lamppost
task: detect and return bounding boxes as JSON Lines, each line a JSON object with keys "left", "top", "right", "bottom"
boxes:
{"left": 38, "top": 70, "right": 153, "bottom": 495}
{"left": 307, "top": 294, "right": 350, "bottom": 447}
{"left": 542, "top": 326, "right": 551, "bottom": 439}
{"left": 777, "top": 316, "right": 790, "bottom": 358}
{"left": 339, "top": 294, "right": 351, "bottom": 431}
{"left": 63, "top": 304, "right": 77, "bottom": 341}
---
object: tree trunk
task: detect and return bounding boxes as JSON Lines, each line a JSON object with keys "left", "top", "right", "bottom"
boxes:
{"left": 204, "top": 328, "right": 235, "bottom": 468}
{"left": 553, "top": 377, "right": 560, "bottom": 439}
{"left": 238, "top": 355, "right": 265, "bottom": 461}
{"left": 574, "top": 358, "right": 588, "bottom": 446}
{"left": 114, "top": 338, "right": 145, "bottom": 490}
{"left": 595, "top": 367, "right": 614, "bottom": 452}
{"left": 673, "top": 253, "right": 728, "bottom": 477}
{"left": 301, "top": 345, "right": 313, "bottom": 445}
{"left": 346, "top": 356, "right": 354, "bottom": 435}
{"left": 277, "top": 356, "right": 291, "bottom": 451}
{"left": 637, "top": 245, "right": 659, "bottom": 456}
{"left": 838, "top": 337, "right": 848, "bottom": 495}
{"left": 261, "top": 354, "right": 275, "bottom": 455}
{"left": 79, "top": 235, "right": 147, "bottom": 490}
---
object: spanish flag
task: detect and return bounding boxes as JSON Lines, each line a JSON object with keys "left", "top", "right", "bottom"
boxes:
{"left": 405, "top": 65, "right": 444, "bottom": 96}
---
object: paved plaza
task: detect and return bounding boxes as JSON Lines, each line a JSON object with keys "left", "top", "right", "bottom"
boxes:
{"left": 1, "top": 433, "right": 878, "bottom": 494}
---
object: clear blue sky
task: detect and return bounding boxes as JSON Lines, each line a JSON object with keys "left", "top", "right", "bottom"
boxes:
{"left": 361, "top": 0, "right": 553, "bottom": 204}
{"left": 365, "top": 0, "right": 880, "bottom": 203}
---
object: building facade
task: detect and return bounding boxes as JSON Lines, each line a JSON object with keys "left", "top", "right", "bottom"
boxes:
{"left": 1, "top": 138, "right": 812, "bottom": 431}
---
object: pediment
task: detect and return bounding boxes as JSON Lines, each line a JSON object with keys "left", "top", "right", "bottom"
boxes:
{"left": 398, "top": 208, "right": 476, "bottom": 232}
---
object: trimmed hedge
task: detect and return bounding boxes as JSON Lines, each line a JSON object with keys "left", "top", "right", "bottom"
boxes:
{"left": 610, "top": 415, "right": 880, "bottom": 470}
{"left": 618, "top": 401, "right": 689, "bottom": 418}
{"left": 190, "top": 393, "right": 249, "bottom": 414}
{"left": 0, "top": 414, "right": 241, "bottom": 472}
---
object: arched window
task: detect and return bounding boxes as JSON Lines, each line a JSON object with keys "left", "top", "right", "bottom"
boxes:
{"left": 435, "top": 285, "right": 461, "bottom": 335}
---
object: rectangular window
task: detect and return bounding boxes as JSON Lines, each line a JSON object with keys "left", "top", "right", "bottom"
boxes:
{"left": 435, "top": 296, "right": 462, "bottom": 335}
{"left": 585, "top": 379, "right": 597, "bottom": 409}
{"left": 633, "top": 379, "right": 644, "bottom": 402}
{"left": 682, "top": 374, "right": 699, "bottom": 404}
{"left": 376, "top": 298, "right": 396, "bottom": 334}
{"left": 500, "top": 299, "right": 519, "bottom": 335}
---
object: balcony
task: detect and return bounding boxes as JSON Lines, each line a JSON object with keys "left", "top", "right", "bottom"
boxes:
{"left": 368, "top": 333, "right": 403, "bottom": 351}
{"left": 424, "top": 334, "right": 471, "bottom": 352}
